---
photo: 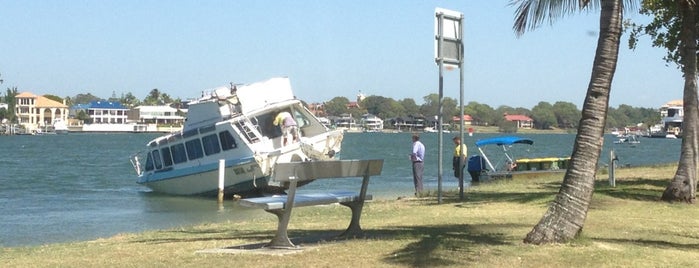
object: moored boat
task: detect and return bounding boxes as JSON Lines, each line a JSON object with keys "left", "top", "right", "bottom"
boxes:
{"left": 52, "top": 119, "right": 69, "bottom": 134}
{"left": 614, "top": 134, "right": 640, "bottom": 144}
{"left": 468, "top": 136, "right": 569, "bottom": 180}
{"left": 129, "top": 77, "right": 343, "bottom": 196}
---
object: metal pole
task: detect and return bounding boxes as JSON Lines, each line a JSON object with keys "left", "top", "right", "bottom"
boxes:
{"left": 609, "top": 150, "right": 616, "bottom": 187}
{"left": 218, "top": 159, "right": 225, "bottom": 203}
{"left": 437, "top": 12, "right": 444, "bottom": 204}
{"left": 458, "top": 14, "right": 465, "bottom": 201}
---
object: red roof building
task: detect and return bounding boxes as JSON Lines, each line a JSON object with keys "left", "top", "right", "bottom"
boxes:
{"left": 452, "top": 114, "right": 473, "bottom": 125}
{"left": 504, "top": 114, "right": 533, "bottom": 129}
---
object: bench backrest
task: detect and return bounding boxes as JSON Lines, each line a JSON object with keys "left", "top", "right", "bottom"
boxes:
{"left": 272, "top": 159, "right": 384, "bottom": 182}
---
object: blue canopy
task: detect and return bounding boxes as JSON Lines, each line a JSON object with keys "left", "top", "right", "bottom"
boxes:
{"left": 475, "top": 136, "right": 534, "bottom": 147}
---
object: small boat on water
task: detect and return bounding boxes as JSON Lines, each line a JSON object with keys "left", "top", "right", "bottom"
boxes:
{"left": 614, "top": 134, "right": 640, "bottom": 144}
{"left": 129, "top": 77, "right": 344, "bottom": 196}
{"left": 52, "top": 119, "right": 69, "bottom": 134}
{"left": 469, "top": 136, "right": 570, "bottom": 180}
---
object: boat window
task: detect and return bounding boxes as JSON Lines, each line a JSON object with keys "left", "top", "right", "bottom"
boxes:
{"left": 161, "top": 147, "right": 173, "bottom": 167}
{"left": 152, "top": 149, "right": 163, "bottom": 170}
{"left": 185, "top": 139, "right": 204, "bottom": 160}
{"left": 293, "top": 109, "right": 310, "bottom": 128}
{"left": 144, "top": 152, "right": 154, "bottom": 171}
{"left": 202, "top": 134, "right": 221, "bottom": 156}
{"left": 170, "top": 143, "right": 187, "bottom": 164}
{"left": 183, "top": 129, "right": 198, "bottom": 138}
{"left": 199, "top": 125, "right": 216, "bottom": 134}
{"left": 219, "top": 131, "right": 237, "bottom": 150}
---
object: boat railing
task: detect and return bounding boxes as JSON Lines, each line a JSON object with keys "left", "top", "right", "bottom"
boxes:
{"left": 129, "top": 153, "right": 143, "bottom": 176}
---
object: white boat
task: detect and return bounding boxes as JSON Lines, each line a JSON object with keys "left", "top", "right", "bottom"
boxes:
{"left": 52, "top": 119, "right": 69, "bottom": 134}
{"left": 129, "top": 77, "right": 344, "bottom": 196}
{"left": 614, "top": 134, "right": 641, "bottom": 144}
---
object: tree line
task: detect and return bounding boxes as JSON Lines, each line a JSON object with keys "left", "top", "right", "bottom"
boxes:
{"left": 322, "top": 93, "right": 660, "bottom": 130}
{"left": 0, "top": 80, "right": 660, "bottom": 131}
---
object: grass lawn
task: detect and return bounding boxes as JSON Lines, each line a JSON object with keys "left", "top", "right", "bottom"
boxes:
{"left": 3, "top": 164, "right": 699, "bottom": 267}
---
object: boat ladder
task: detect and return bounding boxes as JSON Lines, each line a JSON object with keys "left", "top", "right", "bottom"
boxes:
{"left": 236, "top": 120, "right": 260, "bottom": 143}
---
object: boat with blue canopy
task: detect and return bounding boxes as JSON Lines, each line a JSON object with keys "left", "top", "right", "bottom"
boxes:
{"left": 469, "top": 136, "right": 569, "bottom": 180}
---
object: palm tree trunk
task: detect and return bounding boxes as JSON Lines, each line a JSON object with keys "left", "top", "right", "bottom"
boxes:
{"left": 661, "top": 1, "right": 698, "bottom": 203}
{"left": 524, "top": 0, "right": 622, "bottom": 244}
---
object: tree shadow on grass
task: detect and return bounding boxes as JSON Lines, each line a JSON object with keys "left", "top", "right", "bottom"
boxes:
{"left": 593, "top": 237, "right": 699, "bottom": 250}
{"left": 432, "top": 182, "right": 561, "bottom": 206}
{"left": 594, "top": 178, "right": 667, "bottom": 202}
{"left": 128, "top": 222, "right": 523, "bottom": 267}
{"left": 376, "top": 223, "right": 519, "bottom": 267}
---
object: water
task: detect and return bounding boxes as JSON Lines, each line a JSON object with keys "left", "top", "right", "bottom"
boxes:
{"left": 0, "top": 132, "right": 681, "bottom": 247}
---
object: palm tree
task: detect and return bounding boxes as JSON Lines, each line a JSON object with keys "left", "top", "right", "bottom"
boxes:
{"left": 660, "top": 2, "right": 698, "bottom": 202}
{"left": 512, "top": 0, "right": 630, "bottom": 244}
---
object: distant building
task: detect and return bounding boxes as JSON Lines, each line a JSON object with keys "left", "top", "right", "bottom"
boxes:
{"left": 504, "top": 114, "right": 533, "bottom": 129}
{"left": 307, "top": 102, "right": 326, "bottom": 117}
{"left": 660, "top": 100, "right": 683, "bottom": 136}
{"left": 452, "top": 114, "right": 473, "bottom": 126}
{"left": 346, "top": 101, "right": 360, "bottom": 109}
{"left": 14, "top": 92, "right": 69, "bottom": 131}
{"left": 334, "top": 113, "right": 357, "bottom": 130}
{"left": 389, "top": 115, "right": 426, "bottom": 131}
{"left": 131, "top": 105, "right": 185, "bottom": 125}
{"left": 360, "top": 113, "right": 383, "bottom": 131}
{"left": 85, "top": 101, "right": 129, "bottom": 124}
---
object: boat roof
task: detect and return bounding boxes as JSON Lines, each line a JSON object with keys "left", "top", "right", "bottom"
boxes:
{"left": 236, "top": 77, "right": 295, "bottom": 114}
{"left": 475, "top": 136, "right": 534, "bottom": 147}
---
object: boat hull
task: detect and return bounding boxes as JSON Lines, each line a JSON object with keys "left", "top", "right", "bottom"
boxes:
{"left": 138, "top": 158, "right": 269, "bottom": 196}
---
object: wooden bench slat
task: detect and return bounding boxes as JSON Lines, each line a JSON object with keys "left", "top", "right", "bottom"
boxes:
{"left": 239, "top": 191, "right": 373, "bottom": 210}
{"left": 272, "top": 159, "right": 383, "bottom": 182}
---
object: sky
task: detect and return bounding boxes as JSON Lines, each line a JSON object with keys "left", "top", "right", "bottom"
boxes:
{"left": 0, "top": 1, "right": 685, "bottom": 109}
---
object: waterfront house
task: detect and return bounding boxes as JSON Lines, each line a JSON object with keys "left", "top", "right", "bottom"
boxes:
{"left": 85, "top": 101, "right": 129, "bottom": 124}
{"left": 335, "top": 113, "right": 357, "bottom": 130}
{"left": 130, "top": 105, "right": 185, "bottom": 125}
{"left": 360, "top": 113, "right": 384, "bottom": 131}
{"left": 660, "top": 100, "right": 683, "bottom": 136}
{"left": 389, "top": 115, "right": 426, "bottom": 132}
{"left": 452, "top": 114, "right": 473, "bottom": 126}
{"left": 15, "top": 92, "right": 69, "bottom": 132}
{"left": 504, "top": 114, "right": 533, "bottom": 129}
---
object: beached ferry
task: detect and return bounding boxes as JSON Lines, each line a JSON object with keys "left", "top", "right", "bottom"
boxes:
{"left": 129, "top": 77, "right": 343, "bottom": 196}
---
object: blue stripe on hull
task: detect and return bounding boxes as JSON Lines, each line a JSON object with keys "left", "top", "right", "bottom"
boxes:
{"left": 137, "top": 156, "right": 268, "bottom": 195}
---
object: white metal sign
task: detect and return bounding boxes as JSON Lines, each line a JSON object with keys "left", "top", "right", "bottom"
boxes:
{"left": 434, "top": 7, "right": 463, "bottom": 69}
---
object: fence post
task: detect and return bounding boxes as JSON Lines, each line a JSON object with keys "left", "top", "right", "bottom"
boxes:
{"left": 218, "top": 159, "right": 225, "bottom": 203}
{"left": 609, "top": 150, "right": 616, "bottom": 187}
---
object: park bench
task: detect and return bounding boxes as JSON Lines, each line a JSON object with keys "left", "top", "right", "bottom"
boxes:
{"left": 238, "top": 159, "right": 384, "bottom": 249}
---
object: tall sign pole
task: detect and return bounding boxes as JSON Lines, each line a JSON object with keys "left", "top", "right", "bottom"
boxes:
{"left": 458, "top": 14, "right": 465, "bottom": 201}
{"left": 435, "top": 8, "right": 463, "bottom": 203}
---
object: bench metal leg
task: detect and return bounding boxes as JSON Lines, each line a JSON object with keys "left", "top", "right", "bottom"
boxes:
{"left": 338, "top": 200, "right": 365, "bottom": 238}
{"left": 264, "top": 209, "right": 298, "bottom": 249}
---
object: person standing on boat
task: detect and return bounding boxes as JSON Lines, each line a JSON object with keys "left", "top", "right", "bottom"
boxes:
{"left": 410, "top": 133, "right": 425, "bottom": 195}
{"left": 452, "top": 136, "right": 467, "bottom": 181}
{"left": 274, "top": 111, "right": 298, "bottom": 146}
